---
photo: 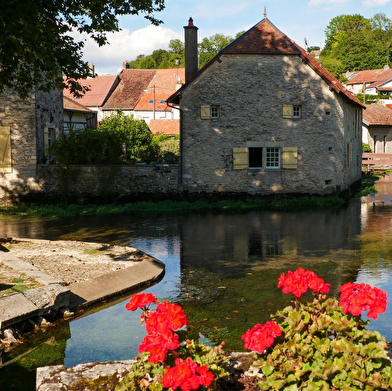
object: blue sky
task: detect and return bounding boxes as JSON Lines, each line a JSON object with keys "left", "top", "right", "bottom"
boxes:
{"left": 78, "top": 0, "right": 392, "bottom": 75}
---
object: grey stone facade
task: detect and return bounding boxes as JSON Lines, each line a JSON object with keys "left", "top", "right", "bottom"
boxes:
{"left": 169, "top": 18, "right": 364, "bottom": 196}
{"left": 177, "top": 55, "right": 362, "bottom": 195}
{"left": 0, "top": 86, "right": 63, "bottom": 201}
{"left": 36, "top": 164, "right": 179, "bottom": 201}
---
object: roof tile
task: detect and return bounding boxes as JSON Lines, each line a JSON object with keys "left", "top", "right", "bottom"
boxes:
{"left": 363, "top": 104, "right": 392, "bottom": 126}
{"left": 149, "top": 119, "right": 180, "bottom": 135}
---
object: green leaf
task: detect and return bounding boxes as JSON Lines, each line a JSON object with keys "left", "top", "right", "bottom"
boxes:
{"left": 262, "top": 364, "right": 275, "bottom": 376}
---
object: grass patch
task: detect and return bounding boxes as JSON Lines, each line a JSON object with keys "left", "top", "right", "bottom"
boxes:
{"left": 0, "top": 196, "right": 346, "bottom": 218}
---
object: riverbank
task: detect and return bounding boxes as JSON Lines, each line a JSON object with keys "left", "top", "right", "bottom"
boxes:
{"left": 0, "top": 195, "right": 346, "bottom": 218}
{"left": 0, "top": 238, "right": 165, "bottom": 349}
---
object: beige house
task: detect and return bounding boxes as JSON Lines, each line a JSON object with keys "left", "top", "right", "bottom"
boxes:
{"left": 63, "top": 96, "right": 97, "bottom": 131}
{"left": 168, "top": 17, "right": 364, "bottom": 196}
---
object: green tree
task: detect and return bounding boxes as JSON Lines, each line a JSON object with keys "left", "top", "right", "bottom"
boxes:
{"left": 0, "top": 0, "right": 165, "bottom": 99}
{"left": 198, "top": 34, "right": 234, "bottom": 68}
{"left": 321, "top": 13, "right": 392, "bottom": 78}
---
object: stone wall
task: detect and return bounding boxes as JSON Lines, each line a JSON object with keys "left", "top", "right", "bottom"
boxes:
{"left": 0, "top": 86, "right": 63, "bottom": 202}
{"left": 179, "top": 54, "right": 362, "bottom": 195}
{"left": 35, "top": 164, "right": 179, "bottom": 202}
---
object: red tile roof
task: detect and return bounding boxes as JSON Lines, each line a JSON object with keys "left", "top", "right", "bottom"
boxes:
{"left": 363, "top": 104, "right": 392, "bottom": 126}
{"left": 169, "top": 18, "right": 363, "bottom": 108}
{"left": 149, "top": 119, "right": 180, "bottom": 135}
{"left": 103, "top": 68, "right": 185, "bottom": 110}
{"left": 134, "top": 93, "right": 172, "bottom": 111}
{"left": 63, "top": 96, "right": 93, "bottom": 113}
{"left": 367, "top": 68, "right": 392, "bottom": 89}
{"left": 346, "top": 69, "right": 383, "bottom": 85}
{"left": 63, "top": 75, "right": 118, "bottom": 106}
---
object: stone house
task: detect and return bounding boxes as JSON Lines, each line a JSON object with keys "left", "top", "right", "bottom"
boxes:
{"left": 168, "top": 17, "right": 364, "bottom": 196}
{"left": 0, "top": 86, "right": 63, "bottom": 200}
{"left": 362, "top": 104, "right": 392, "bottom": 153}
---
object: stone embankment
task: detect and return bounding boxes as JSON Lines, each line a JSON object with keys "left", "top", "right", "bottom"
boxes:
{"left": 0, "top": 239, "right": 165, "bottom": 347}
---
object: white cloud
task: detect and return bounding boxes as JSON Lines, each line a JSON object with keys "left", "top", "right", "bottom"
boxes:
{"left": 308, "top": 0, "right": 350, "bottom": 5}
{"left": 73, "top": 26, "right": 181, "bottom": 75}
{"left": 362, "top": 0, "right": 392, "bottom": 5}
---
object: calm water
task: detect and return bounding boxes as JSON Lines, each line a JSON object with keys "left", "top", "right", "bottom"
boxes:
{"left": 2, "top": 185, "right": 392, "bottom": 390}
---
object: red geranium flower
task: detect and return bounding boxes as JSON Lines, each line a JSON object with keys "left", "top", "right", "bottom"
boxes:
{"left": 125, "top": 293, "right": 157, "bottom": 311}
{"left": 242, "top": 321, "right": 282, "bottom": 353}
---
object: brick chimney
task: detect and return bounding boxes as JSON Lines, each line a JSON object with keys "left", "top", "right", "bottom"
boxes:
{"left": 184, "top": 17, "right": 198, "bottom": 83}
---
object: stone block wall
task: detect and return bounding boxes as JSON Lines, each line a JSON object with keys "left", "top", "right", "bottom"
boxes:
{"left": 179, "top": 54, "right": 362, "bottom": 195}
{"left": 36, "top": 164, "right": 179, "bottom": 202}
{"left": 0, "top": 87, "right": 63, "bottom": 202}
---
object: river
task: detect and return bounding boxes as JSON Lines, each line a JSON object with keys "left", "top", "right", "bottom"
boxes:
{"left": 1, "top": 183, "right": 392, "bottom": 390}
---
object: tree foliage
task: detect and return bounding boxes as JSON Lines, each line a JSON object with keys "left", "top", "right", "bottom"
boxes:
{"left": 0, "top": 0, "right": 165, "bottom": 99}
{"left": 127, "top": 33, "right": 238, "bottom": 70}
{"left": 321, "top": 13, "right": 392, "bottom": 79}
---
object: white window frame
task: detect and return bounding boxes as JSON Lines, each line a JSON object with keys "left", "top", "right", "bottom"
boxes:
{"left": 292, "top": 105, "right": 301, "bottom": 118}
{"left": 266, "top": 147, "right": 280, "bottom": 168}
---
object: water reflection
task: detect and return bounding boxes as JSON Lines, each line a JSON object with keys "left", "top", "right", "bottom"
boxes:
{"left": 2, "top": 194, "right": 392, "bottom": 390}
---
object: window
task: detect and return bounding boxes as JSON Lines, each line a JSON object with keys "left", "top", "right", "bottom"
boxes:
{"left": 159, "top": 100, "right": 166, "bottom": 104}
{"left": 210, "top": 106, "right": 220, "bottom": 119}
{"left": 148, "top": 100, "right": 154, "bottom": 104}
{"left": 233, "top": 146, "right": 297, "bottom": 170}
{"left": 249, "top": 147, "right": 263, "bottom": 168}
{"left": 283, "top": 105, "right": 302, "bottom": 119}
{"left": 293, "top": 106, "right": 301, "bottom": 118}
{"left": 266, "top": 147, "right": 280, "bottom": 168}
{"left": 201, "top": 105, "right": 220, "bottom": 119}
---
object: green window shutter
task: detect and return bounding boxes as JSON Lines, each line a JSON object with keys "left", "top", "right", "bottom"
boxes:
{"left": 201, "top": 105, "right": 210, "bottom": 120}
{"left": 0, "top": 126, "right": 12, "bottom": 173}
{"left": 283, "top": 105, "right": 293, "bottom": 119}
{"left": 233, "top": 147, "right": 248, "bottom": 170}
{"left": 281, "top": 147, "right": 298, "bottom": 169}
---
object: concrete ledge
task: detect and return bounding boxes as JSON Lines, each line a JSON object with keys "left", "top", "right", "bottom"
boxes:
{"left": 69, "top": 256, "right": 165, "bottom": 310}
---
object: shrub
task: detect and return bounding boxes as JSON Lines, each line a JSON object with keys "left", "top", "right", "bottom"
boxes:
{"left": 363, "top": 143, "right": 372, "bottom": 153}
{"left": 49, "top": 111, "right": 154, "bottom": 165}
{"left": 242, "top": 268, "right": 392, "bottom": 390}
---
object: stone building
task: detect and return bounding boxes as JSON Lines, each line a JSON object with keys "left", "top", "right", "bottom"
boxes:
{"left": 0, "top": 86, "right": 63, "bottom": 200}
{"left": 362, "top": 104, "right": 392, "bottom": 153}
{"left": 168, "top": 17, "right": 364, "bottom": 196}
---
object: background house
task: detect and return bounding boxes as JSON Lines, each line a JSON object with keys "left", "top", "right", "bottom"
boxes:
{"left": 168, "top": 17, "right": 364, "bottom": 196}
{"left": 63, "top": 96, "right": 97, "bottom": 131}
{"left": 345, "top": 65, "right": 392, "bottom": 100}
{"left": 63, "top": 74, "right": 119, "bottom": 123}
{"left": 362, "top": 104, "right": 392, "bottom": 153}
{"left": 101, "top": 67, "right": 184, "bottom": 124}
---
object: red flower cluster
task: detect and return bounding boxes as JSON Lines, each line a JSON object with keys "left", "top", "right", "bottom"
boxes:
{"left": 125, "top": 292, "right": 157, "bottom": 311}
{"left": 242, "top": 321, "right": 282, "bottom": 354}
{"left": 339, "top": 282, "right": 387, "bottom": 320}
{"left": 277, "top": 268, "right": 331, "bottom": 298}
{"left": 126, "top": 293, "right": 188, "bottom": 363}
{"left": 162, "top": 358, "right": 214, "bottom": 391}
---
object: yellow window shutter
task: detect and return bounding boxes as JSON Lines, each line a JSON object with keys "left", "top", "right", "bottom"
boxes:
{"left": 44, "top": 127, "right": 49, "bottom": 150}
{"left": 281, "top": 147, "right": 298, "bottom": 169}
{"left": 55, "top": 127, "right": 59, "bottom": 139}
{"left": 348, "top": 142, "right": 352, "bottom": 167}
{"left": 201, "top": 105, "right": 210, "bottom": 120}
{"left": 233, "top": 147, "right": 248, "bottom": 170}
{"left": 0, "top": 126, "right": 12, "bottom": 173}
{"left": 283, "top": 105, "right": 293, "bottom": 119}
